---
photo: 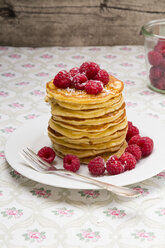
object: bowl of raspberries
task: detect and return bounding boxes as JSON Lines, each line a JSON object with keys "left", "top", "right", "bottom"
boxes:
{"left": 141, "top": 19, "right": 165, "bottom": 93}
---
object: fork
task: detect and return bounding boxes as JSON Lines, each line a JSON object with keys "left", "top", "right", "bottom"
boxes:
{"left": 19, "top": 148, "right": 140, "bottom": 198}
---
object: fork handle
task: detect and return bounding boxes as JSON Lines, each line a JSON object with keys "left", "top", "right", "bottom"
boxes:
{"left": 52, "top": 169, "right": 138, "bottom": 198}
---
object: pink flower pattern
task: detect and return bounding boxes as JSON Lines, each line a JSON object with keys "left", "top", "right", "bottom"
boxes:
{"left": 131, "top": 186, "right": 149, "bottom": 196}
{"left": 52, "top": 207, "right": 74, "bottom": 217}
{"left": 1, "top": 207, "right": 23, "bottom": 219}
{"left": 103, "top": 207, "right": 126, "bottom": 218}
{"left": 0, "top": 151, "right": 5, "bottom": 159}
{"left": 0, "top": 91, "right": 8, "bottom": 97}
{"left": 132, "top": 229, "right": 155, "bottom": 241}
{"left": 79, "top": 190, "right": 100, "bottom": 199}
{"left": 40, "top": 54, "right": 53, "bottom": 59}
{"left": 30, "top": 188, "right": 51, "bottom": 198}
{"left": 22, "top": 64, "right": 35, "bottom": 68}
{"left": 2, "top": 73, "right": 15, "bottom": 77}
{"left": 8, "top": 102, "right": 24, "bottom": 108}
{"left": 16, "top": 82, "right": 30, "bottom": 86}
{"left": 0, "top": 126, "right": 16, "bottom": 133}
{"left": 77, "top": 228, "right": 101, "bottom": 242}
{"left": 23, "top": 229, "right": 46, "bottom": 243}
{"left": 30, "top": 90, "right": 44, "bottom": 96}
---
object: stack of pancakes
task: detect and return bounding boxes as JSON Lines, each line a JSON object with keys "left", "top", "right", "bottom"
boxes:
{"left": 45, "top": 75, "right": 128, "bottom": 164}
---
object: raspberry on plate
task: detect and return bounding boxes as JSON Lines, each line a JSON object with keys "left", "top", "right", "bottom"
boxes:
{"left": 37, "top": 146, "right": 56, "bottom": 164}
{"left": 53, "top": 70, "right": 72, "bottom": 89}
{"left": 137, "top": 137, "right": 154, "bottom": 157}
{"left": 148, "top": 51, "right": 163, "bottom": 66}
{"left": 85, "top": 80, "right": 103, "bottom": 95}
{"left": 71, "top": 73, "right": 88, "bottom": 90}
{"left": 128, "top": 135, "right": 141, "bottom": 145}
{"left": 150, "top": 66, "right": 162, "bottom": 80}
{"left": 63, "top": 154, "right": 80, "bottom": 172}
{"left": 126, "top": 123, "right": 139, "bottom": 142}
{"left": 69, "top": 67, "right": 80, "bottom": 77}
{"left": 88, "top": 156, "right": 105, "bottom": 176}
{"left": 94, "top": 69, "right": 109, "bottom": 85}
{"left": 125, "top": 144, "right": 142, "bottom": 161}
{"left": 119, "top": 152, "right": 137, "bottom": 171}
{"left": 79, "top": 62, "right": 100, "bottom": 79}
{"left": 106, "top": 155, "right": 124, "bottom": 175}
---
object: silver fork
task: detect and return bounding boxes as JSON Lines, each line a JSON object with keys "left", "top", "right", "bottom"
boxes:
{"left": 19, "top": 148, "right": 140, "bottom": 198}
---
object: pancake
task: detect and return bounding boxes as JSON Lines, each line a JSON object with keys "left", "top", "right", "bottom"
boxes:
{"left": 50, "top": 95, "right": 124, "bottom": 119}
{"left": 49, "top": 94, "right": 122, "bottom": 110}
{"left": 55, "top": 141, "right": 128, "bottom": 164}
{"left": 48, "top": 126, "right": 128, "bottom": 145}
{"left": 52, "top": 103, "right": 125, "bottom": 126}
{"left": 48, "top": 116, "right": 127, "bottom": 139}
{"left": 45, "top": 72, "right": 128, "bottom": 164}
{"left": 45, "top": 75, "right": 124, "bottom": 104}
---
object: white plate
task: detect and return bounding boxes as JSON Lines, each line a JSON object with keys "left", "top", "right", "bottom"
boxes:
{"left": 5, "top": 111, "right": 165, "bottom": 189}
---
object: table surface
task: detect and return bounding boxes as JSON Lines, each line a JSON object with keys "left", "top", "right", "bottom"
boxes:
{"left": 0, "top": 46, "right": 165, "bottom": 248}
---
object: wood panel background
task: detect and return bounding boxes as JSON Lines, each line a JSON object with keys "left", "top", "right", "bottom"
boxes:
{"left": 0, "top": 0, "right": 165, "bottom": 47}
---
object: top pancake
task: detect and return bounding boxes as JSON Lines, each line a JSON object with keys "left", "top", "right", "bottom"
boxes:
{"left": 45, "top": 75, "right": 124, "bottom": 104}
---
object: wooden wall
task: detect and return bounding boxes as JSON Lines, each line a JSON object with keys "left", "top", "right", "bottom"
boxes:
{"left": 0, "top": 0, "right": 165, "bottom": 47}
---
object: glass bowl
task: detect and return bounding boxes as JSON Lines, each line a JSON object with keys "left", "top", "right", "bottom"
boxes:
{"left": 141, "top": 19, "right": 165, "bottom": 93}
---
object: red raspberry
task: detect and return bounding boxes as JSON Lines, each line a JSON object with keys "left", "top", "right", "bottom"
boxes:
{"left": 88, "top": 156, "right": 105, "bottom": 176}
{"left": 128, "top": 135, "right": 141, "bottom": 145}
{"left": 85, "top": 80, "right": 103, "bottom": 95}
{"left": 79, "top": 62, "right": 100, "bottom": 79}
{"left": 159, "top": 60, "right": 165, "bottom": 70}
{"left": 94, "top": 69, "right": 109, "bottom": 85}
{"left": 154, "top": 40, "right": 165, "bottom": 52}
{"left": 69, "top": 67, "right": 80, "bottom": 77}
{"left": 53, "top": 70, "right": 72, "bottom": 89}
{"left": 126, "top": 124, "right": 139, "bottom": 142}
{"left": 150, "top": 66, "right": 162, "bottom": 80}
{"left": 71, "top": 73, "right": 88, "bottom": 90}
{"left": 38, "top": 146, "right": 56, "bottom": 164}
{"left": 120, "top": 152, "right": 136, "bottom": 171}
{"left": 156, "top": 77, "right": 165, "bottom": 90}
{"left": 63, "top": 154, "right": 80, "bottom": 172}
{"left": 137, "top": 137, "right": 154, "bottom": 157}
{"left": 106, "top": 155, "right": 124, "bottom": 175}
{"left": 125, "top": 144, "right": 142, "bottom": 161}
{"left": 148, "top": 51, "right": 163, "bottom": 66}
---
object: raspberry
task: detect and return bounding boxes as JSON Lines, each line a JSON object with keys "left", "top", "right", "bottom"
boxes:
{"left": 159, "top": 60, "right": 165, "bottom": 70}
{"left": 128, "top": 135, "right": 141, "bottom": 145}
{"left": 119, "top": 152, "right": 136, "bottom": 171}
{"left": 37, "top": 146, "right": 56, "bottom": 164}
{"left": 126, "top": 124, "right": 139, "bottom": 142}
{"left": 106, "top": 155, "right": 124, "bottom": 175}
{"left": 137, "top": 137, "right": 154, "bottom": 157}
{"left": 85, "top": 80, "right": 103, "bottom": 95}
{"left": 125, "top": 144, "right": 142, "bottom": 161}
{"left": 154, "top": 40, "right": 165, "bottom": 52}
{"left": 63, "top": 154, "right": 80, "bottom": 172}
{"left": 156, "top": 77, "right": 165, "bottom": 90}
{"left": 79, "top": 62, "right": 100, "bottom": 79}
{"left": 69, "top": 67, "right": 80, "bottom": 77}
{"left": 150, "top": 66, "right": 162, "bottom": 80}
{"left": 53, "top": 70, "right": 72, "bottom": 89}
{"left": 88, "top": 156, "right": 105, "bottom": 176}
{"left": 71, "top": 73, "right": 88, "bottom": 90}
{"left": 94, "top": 69, "right": 109, "bottom": 85}
{"left": 148, "top": 51, "right": 163, "bottom": 66}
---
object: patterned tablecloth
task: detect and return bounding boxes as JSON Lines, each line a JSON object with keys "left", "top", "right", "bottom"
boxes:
{"left": 0, "top": 46, "right": 165, "bottom": 248}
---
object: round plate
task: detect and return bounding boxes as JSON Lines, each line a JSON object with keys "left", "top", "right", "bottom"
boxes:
{"left": 5, "top": 111, "right": 165, "bottom": 189}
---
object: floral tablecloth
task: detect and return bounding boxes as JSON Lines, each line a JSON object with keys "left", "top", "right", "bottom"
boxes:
{"left": 0, "top": 46, "right": 165, "bottom": 248}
